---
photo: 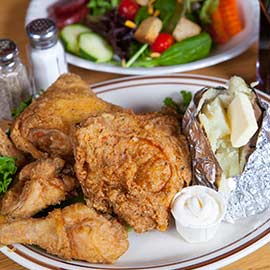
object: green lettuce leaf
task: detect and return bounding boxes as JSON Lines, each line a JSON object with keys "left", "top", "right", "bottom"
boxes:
{"left": 154, "top": 0, "right": 176, "bottom": 30}
{"left": 0, "top": 156, "right": 17, "bottom": 194}
{"left": 199, "top": 0, "right": 219, "bottom": 24}
{"left": 135, "top": 6, "right": 149, "bottom": 25}
{"left": 87, "top": 0, "right": 119, "bottom": 16}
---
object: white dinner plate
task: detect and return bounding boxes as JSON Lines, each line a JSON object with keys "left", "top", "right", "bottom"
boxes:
{"left": 1, "top": 74, "right": 270, "bottom": 270}
{"left": 25, "top": 0, "right": 259, "bottom": 75}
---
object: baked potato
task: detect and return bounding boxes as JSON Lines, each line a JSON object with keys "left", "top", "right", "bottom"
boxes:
{"left": 182, "top": 76, "right": 264, "bottom": 189}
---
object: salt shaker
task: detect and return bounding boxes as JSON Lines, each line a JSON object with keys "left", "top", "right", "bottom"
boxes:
{"left": 0, "top": 39, "right": 32, "bottom": 120}
{"left": 26, "top": 18, "right": 68, "bottom": 92}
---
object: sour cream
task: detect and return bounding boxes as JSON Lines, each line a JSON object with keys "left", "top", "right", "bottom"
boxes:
{"left": 171, "top": 186, "right": 226, "bottom": 243}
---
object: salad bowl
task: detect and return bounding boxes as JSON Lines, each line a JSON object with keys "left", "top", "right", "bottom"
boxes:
{"left": 25, "top": 0, "right": 259, "bottom": 75}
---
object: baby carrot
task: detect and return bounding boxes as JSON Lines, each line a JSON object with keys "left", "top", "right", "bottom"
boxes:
{"left": 210, "top": 6, "right": 230, "bottom": 44}
{"left": 210, "top": 0, "right": 243, "bottom": 44}
{"left": 219, "top": 0, "right": 243, "bottom": 37}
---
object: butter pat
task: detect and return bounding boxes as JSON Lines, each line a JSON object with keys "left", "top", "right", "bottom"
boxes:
{"left": 228, "top": 76, "right": 251, "bottom": 96}
{"left": 228, "top": 93, "right": 258, "bottom": 148}
{"left": 199, "top": 97, "right": 230, "bottom": 152}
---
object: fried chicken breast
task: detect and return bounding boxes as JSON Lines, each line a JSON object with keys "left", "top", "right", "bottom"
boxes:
{"left": 11, "top": 73, "right": 121, "bottom": 159}
{"left": 1, "top": 157, "right": 78, "bottom": 220}
{"left": 0, "top": 203, "right": 128, "bottom": 263}
{"left": 73, "top": 112, "right": 191, "bottom": 233}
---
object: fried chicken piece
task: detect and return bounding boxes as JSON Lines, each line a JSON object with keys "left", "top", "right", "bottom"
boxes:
{"left": 0, "top": 127, "right": 26, "bottom": 167}
{"left": 0, "top": 203, "right": 128, "bottom": 263}
{"left": 11, "top": 73, "right": 121, "bottom": 159}
{"left": 73, "top": 112, "right": 191, "bottom": 233}
{"left": 1, "top": 157, "right": 78, "bottom": 220}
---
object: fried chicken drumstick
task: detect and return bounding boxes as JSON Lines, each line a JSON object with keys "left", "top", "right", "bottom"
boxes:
{"left": 0, "top": 203, "right": 128, "bottom": 263}
{"left": 1, "top": 157, "right": 78, "bottom": 220}
{"left": 11, "top": 73, "right": 121, "bottom": 159}
{"left": 73, "top": 112, "right": 191, "bottom": 233}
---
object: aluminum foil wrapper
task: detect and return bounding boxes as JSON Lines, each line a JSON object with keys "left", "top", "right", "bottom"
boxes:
{"left": 182, "top": 88, "right": 270, "bottom": 222}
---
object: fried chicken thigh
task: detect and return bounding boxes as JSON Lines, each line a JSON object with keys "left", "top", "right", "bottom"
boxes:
{"left": 11, "top": 73, "right": 121, "bottom": 159}
{"left": 0, "top": 203, "right": 128, "bottom": 263}
{"left": 1, "top": 157, "right": 78, "bottom": 220}
{"left": 73, "top": 112, "right": 191, "bottom": 233}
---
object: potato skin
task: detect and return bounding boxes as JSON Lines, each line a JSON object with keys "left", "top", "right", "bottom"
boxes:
{"left": 182, "top": 86, "right": 263, "bottom": 189}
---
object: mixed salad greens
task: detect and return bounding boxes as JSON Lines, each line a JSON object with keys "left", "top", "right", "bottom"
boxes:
{"left": 48, "top": 0, "right": 243, "bottom": 68}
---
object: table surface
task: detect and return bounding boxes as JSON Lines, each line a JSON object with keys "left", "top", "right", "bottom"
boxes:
{"left": 0, "top": 0, "right": 270, "bottom": 269}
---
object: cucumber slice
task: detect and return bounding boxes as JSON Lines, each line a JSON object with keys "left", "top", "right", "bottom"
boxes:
{"left": 60, "top": 24, "right": 91, "bottom": 54}
{"left": 79, "top": 32, "right": 113, "bottom": 63}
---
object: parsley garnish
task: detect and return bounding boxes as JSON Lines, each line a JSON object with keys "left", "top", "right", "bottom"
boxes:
{"left": 0, "top": 156, "right": 17, "bottom": 194}
{"left": 164, "top": 90, "right": 192, "bottom": 115}
{"left": 12, "top": 96, "right": 32, "bottom": 118}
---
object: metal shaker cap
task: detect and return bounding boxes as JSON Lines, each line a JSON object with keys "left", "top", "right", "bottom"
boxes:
{"left": 26, "top": 18, "right": 58, "bottom": 49}
{"left": 0, "top": 39, "right": 18, "bottom": 66}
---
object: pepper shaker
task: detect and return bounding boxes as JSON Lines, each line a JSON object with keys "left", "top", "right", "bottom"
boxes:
{"left": 26, "top": 18, "right": 68, "bottom": 92}
{"left": 0, "top": 39, "right": 32, "bottom": 120}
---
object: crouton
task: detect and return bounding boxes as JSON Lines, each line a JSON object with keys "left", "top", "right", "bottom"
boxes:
{"left": 173, "top": 17, "right": 201, "bottom": 42}
{"left": 135, "top": 16, "right": 162, "bottom": 44}
{"left": 136, "top": 0, "right": 148, "bottom": 5}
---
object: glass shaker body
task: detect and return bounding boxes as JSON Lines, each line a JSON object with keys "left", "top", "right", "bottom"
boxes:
{"left": 0, "top": 39, "right": 32, "bottom": 120}
{"left": 26, "top": 18, "right": 68, "bottom": 93}
{"left": 28, "top": 40, "right": 68, "bottom": 92}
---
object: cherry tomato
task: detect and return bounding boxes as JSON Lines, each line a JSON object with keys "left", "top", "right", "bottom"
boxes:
{"left": 118, "top": 0, "right": 139, "bottom": 20}
{"left": 151, "top": 33, "right": 175, "bottom": 53}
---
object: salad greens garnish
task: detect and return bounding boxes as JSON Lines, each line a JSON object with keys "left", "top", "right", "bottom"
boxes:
{"left": 0, "top": 156, "right": 17, "bottom": 194}
{"left": 133, "top": 33, "right": 212, "bottom": 67}
{"left": 134, "top": 6, "right": 148, "bottom": 25}
{"left": 12, "top": 96, "right": 32, "bottom": 118}
{"left": 85, "top": 9, "right": 135, "bottom": 60}
{"left": 164, "top": 1, "right": 185, "bottom": 33}
{"left": 126, "top": 44, "right": 148, "bottom": 68}
{"left": 181, "top": 90, "right": 193, "bottom": 108}
{"left": 164, "top": 90, "right": 192, "bottom": 115}
{"left": 154, "top": 0, "right": 177, "bottom": 31}
{"left": 87, "top": 0, "right": 120, "bottom": 16}
{"left": 11, "top": 89, "right": 45, "bottom": 118}
{"left": 57, "top": 0, "right": 243, "bottom": 67}
{"left": 199, "top": 0, "right": 219, "bottom": 24}
{"left": 126, "top": 224, "right": 133, "bottom": 232}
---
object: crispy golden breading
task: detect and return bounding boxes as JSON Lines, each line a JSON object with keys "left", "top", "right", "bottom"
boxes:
{"left": 73, "top": 112, "right": 191, "bottom": 233}
{"left": 0, "top": 128, "right": 26, "bottom": 167}
{"left": 11, "top": 73, "right": 121, "bottom": 159}
{"left": 1, "top": 157, "right": 78, "bottom": 220}
{"left": 0, "top": 203, "right": 128, "bottom": 263}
